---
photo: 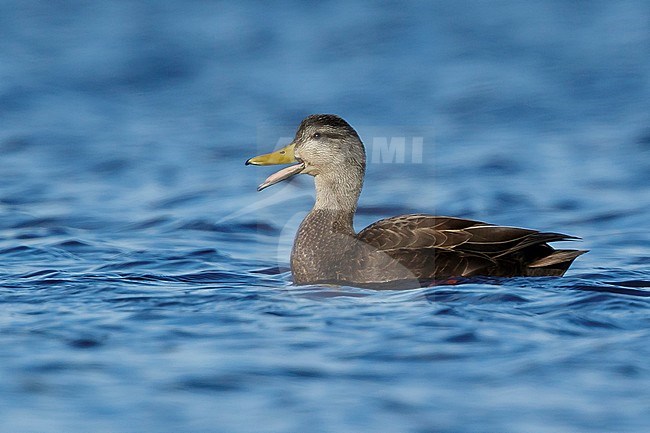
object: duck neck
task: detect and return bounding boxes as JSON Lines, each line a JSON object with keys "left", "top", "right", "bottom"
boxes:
{"left": 312, "top": 167, "right": 363, "bottom": 231}
{"left": 292, "top": 171, "right": 361, "bottom": 284}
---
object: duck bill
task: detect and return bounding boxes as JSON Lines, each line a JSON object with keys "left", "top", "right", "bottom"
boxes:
{"left": 256, "top": 162, "right": 305, "bottom": 191}
{"left": 246, "top": 142, "right": 297, "bottom": 166}
{"left": 245, "top": 143, "right": 305, "bottom": 191}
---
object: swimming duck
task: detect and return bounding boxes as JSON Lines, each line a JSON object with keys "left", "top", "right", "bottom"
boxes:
{"left": 246, "top": 114, "right": 586, "bottom": 287}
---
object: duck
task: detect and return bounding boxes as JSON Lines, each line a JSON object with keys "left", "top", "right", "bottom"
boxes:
{"left": 246, "top": 114, "right": 586, "bottom": 288}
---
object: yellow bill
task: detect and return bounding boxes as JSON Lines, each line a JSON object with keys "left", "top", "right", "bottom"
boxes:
{"left": 245, "top": 143, "right": 296, "bottom": 166}
{"left": 245, "top": 143, "right": 305, "bottom": 191}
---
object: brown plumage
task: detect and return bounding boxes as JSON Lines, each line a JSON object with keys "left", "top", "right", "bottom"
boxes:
{"left": 357, "top": 214, "right": 585, "bottom": 278}
{"left": 246, "top": 114, "right": 587, "bottom": 288}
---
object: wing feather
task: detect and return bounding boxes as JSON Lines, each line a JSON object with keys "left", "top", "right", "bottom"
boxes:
{"left": 356, "top": 214, "right": 582, "bottom": 278}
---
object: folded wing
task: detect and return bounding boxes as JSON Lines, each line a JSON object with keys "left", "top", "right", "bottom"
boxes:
{"left": 357, "top": 214, "right": 586, "bottom": 278}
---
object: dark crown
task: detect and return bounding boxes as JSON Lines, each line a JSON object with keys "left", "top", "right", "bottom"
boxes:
{"left": 297, "top": 114, "right": 360, "bottom": 140}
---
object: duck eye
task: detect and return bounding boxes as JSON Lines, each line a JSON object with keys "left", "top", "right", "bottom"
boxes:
{"left": 313, "top": 132, "right": 321, "bottom": 139}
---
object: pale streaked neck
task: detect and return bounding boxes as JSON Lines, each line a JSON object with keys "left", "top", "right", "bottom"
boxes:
{"left": 312, "top": 169, "right": 363, "bottom": 213}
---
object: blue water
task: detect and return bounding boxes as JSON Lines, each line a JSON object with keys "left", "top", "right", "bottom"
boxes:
{"left": 1, "top": 1, "right": 649, "bottom": 432}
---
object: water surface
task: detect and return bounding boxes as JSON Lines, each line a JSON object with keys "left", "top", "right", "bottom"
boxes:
{"left": 1, "top": 1, "right": 649, "bottom": 432}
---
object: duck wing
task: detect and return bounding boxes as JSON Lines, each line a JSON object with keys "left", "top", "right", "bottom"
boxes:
{"left": 356, "top": 214, "right": 586, "bottom": 278}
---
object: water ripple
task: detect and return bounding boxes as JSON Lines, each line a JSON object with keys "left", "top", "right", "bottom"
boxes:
{"left": 1, "top": 1, "right": 649, "bottom": 432}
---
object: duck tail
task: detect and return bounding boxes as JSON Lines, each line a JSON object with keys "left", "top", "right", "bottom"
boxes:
{"left": 525, "top": 249, "right": 588, "bottom": 276}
